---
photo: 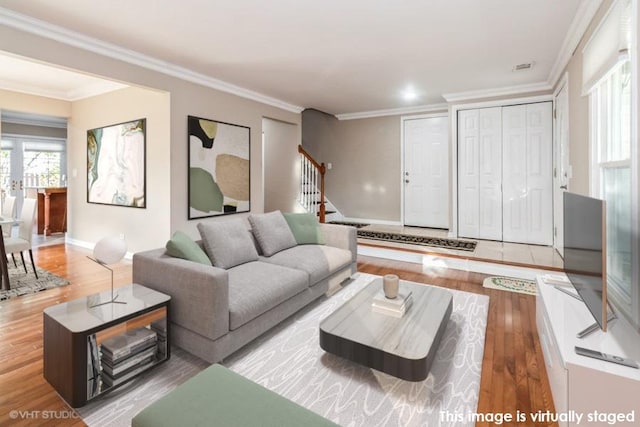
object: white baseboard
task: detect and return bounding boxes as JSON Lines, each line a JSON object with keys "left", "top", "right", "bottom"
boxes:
{"left": 358, "top": 244, "right": 554, "bottom": 280}
{"left": 64, "top": 237, "right": 134, "bottom": 260}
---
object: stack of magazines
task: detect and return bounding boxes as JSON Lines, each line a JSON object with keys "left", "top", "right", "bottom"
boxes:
{"left": 100, "top": 327, "right": 158, "bottom": 387}
{"left": 151, "top": 320, "right": 167, "bottom": 357}
{"left": 371, "top": 289, "right": 413, "bottom": 318}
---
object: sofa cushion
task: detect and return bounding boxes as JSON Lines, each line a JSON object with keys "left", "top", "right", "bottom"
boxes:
{"left": 132, "top": 364, "right": 339, "bottom": 427}
{"left": 283, "top": 213, "right": 325, "bottom": 245}
{"left": 198, "top": 219, "right": 258, "bottom": 269}
{"left": 165, "top": 231, "right": 212, "bottom": 266}
{"left": 261, "top": 245, "right": 352, "bottom": 285}
{"left": 227, "top": 261, "right": 308, "bottom": 330}
{"left": 248, "top": 211, "right": 297, "bottom": 256}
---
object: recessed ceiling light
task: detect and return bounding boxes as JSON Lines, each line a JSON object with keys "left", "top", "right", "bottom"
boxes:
{"left": 402, "top": 89, "right": 418, "bottom": 101}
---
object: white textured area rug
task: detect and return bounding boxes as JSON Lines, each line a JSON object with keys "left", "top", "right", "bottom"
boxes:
{"left": 77, "top": 273, "right": 489, "bottom": 427}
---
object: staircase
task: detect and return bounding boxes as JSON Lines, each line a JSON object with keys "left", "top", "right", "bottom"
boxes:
{"left": 297, "top": 145, "right": 340, "bottom": 222}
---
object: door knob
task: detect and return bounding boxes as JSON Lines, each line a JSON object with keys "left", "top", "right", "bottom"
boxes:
{"left": 560, "top": 185, "right": 567, "bottom": 190}
{"left": 405, "top": 179, "right": 410, "bottom": 184}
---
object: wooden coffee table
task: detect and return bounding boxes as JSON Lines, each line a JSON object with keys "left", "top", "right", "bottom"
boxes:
{"left": 319, "top": 278, "right": 452, "bottom": 381}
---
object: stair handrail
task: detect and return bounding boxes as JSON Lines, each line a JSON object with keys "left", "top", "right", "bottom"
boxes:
{"left": 298, "top": 145, "right": 326, "bottom": 223}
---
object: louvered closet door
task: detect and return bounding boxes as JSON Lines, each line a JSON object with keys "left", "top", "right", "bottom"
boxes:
{"left": 458, "top": 108, "right": 502, "bottom": 239}
{"left": 502, "top": 102, "right": 553, "bottom": 245}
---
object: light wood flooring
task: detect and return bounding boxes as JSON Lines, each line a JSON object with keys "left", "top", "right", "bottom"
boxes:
{"left": 0, "top": 244, "right": 557, "bottom": 427}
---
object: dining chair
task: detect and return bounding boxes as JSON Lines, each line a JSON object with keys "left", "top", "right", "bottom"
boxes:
{"left": 4, "top": 197, "right": 38, "bottom": 278}
{"left": 1, "top": 195, "right": 16, "bottom": 237}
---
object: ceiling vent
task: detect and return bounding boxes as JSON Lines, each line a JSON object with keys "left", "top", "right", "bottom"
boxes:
{"left": 512, "top": 62, "right": 534, "bottom": 72}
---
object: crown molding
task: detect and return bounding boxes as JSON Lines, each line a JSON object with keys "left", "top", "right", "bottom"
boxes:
{"left": 0, "top": 79, "right": 70, "bottom": 101}
{"left": 335, "top": 103, "right": 448, "bottom": 121}
{"left": 67, "top": 80, "right": 128, "bottom": 101}
{"left": 547, "top": 0, "right": 603, "bottom": 88}
{"left": 0, "top": 7, "right": 304, "bottom": 114}
{"left": 442, "top": 81, "right": 552, "bottom": 103}
{"left": 0, "top": 77, "right": 127, "bottom": 102}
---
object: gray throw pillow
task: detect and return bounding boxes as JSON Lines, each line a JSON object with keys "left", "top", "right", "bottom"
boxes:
{"left": 248, "top": 211, "right": 297, "bottom": 257}
{"left": 197, "top": 219, "right": 258, "bottom": 269}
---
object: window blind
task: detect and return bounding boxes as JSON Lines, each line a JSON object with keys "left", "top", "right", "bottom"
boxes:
{"left": 582, "top": 0, "right": 631, "bottom": 94}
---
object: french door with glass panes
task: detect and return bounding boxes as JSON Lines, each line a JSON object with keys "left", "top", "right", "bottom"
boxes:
{"left": 0, "top": 137, "right": 66, "bottom": 216}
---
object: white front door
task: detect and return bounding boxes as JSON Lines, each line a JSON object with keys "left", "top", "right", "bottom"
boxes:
{"left": 403, "top": 116, "right": 449, "bottom": 228}
{"left": 553, "top": 83, "right": 570, "bottom": 255}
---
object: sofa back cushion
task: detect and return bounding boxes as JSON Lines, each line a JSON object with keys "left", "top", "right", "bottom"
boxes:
{"left": 248, "top": 211, "right": 297, "bottom": 257}
{"left": 283, "top": 213, "right": 325, "bottom": 245}
{"left": 165, "top": 231, "right": 212, "bottom": 265}
{"left": 198, "top": 219, "right": 259, "bottom": 269}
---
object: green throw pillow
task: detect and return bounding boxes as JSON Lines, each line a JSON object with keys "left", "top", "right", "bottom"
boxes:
{"left": 166, "top": 231, "right": 212, "bottom": 266}
{"left": 283, "top": 213, "right": 325, "bottom": 245}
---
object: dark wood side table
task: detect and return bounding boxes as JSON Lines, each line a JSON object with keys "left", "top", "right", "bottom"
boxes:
{"left": 43, "top": 284, "right": 170, "bottom": 407}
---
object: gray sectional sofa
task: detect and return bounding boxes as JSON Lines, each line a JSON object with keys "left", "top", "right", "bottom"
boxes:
{"left": 132, "top": 214, "right": 357, "bottom": 364}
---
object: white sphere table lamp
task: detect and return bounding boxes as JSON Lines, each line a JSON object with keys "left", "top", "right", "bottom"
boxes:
{"left": 88, "top": 236, "right": 127, "bottom": 308}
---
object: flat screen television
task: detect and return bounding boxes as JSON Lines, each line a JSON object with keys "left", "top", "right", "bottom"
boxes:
{"left": 563, "top": 192, "right": 608, "bottom": 334}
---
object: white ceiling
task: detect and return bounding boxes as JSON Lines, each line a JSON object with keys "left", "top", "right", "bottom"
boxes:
{"left": 0, "top": 53, "right": 127, "bottom": 101}
{"left": 0, "top": 0, "right": 592, "bottom": 115}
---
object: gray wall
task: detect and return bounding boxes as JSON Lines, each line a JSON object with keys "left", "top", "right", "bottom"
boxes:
{"left": 332, "top": 116, "right": 401, "bottom": 221}
{"left": 303, "top": 109, "right": 450, "bottom": 222}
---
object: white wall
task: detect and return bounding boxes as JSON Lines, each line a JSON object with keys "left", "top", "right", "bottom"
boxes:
{"left": 263, "top": 118, "right": 302, "bottom": 213}
{"left": 69, "top": 87, "right": 171, "bottom": 253}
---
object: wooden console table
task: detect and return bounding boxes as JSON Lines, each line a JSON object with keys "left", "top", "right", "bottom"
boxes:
{"left": 34, "top": 187, "right": 67, "bottom": 235}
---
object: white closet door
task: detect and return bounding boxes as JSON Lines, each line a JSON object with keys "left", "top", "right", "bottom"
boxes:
{"left": 525, "top": 102, "right": 553, "bottom": 245}
{"left": 478, "top": 107, "right": 502, "bottom": 240}
{"left": 502, "top": 105, "right": 528, "bottom": 243}
{"left": 503, "top": 102, "right": 553, "bottom": 245}
{"left": 457, "top": 110, "right": 480, "bottom": 238}
{"left": 403, "top": 116, "right": 449, "bottom": 228}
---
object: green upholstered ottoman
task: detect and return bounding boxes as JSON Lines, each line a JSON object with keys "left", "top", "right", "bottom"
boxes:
{"left": 132, "top": 364, "right": 338, "bottom": 427}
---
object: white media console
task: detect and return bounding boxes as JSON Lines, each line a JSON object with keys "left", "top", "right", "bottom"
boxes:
{"left": 536, "top": 276, "right": 640, "bottom": 427}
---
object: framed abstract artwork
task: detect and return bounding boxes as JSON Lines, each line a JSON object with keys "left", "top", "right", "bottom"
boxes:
{"left": 188, "top": 116, "right": 250, "bottom": 219}
{"left": 87, "top": 118, "right": 146, "bottom": 208}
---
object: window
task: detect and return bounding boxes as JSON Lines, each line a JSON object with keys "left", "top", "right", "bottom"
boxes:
{"left": 591, "top": 61, "right": 632, "bottom": 299}
{"left": 585, "top": 0, "right": 638, "bottom": 326}
{"left": 0, "top": 138, "right": 67, "bottom": 203}
{"left": 23, "top": 150, "right": 63, "bottom": 188}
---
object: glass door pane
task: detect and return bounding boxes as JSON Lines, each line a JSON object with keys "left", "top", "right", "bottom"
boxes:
{"left": 23, "top": 150, "right": 63, "bottom": 188}
{"left": 0, "top": 141, "right": 11, "bottom": 210}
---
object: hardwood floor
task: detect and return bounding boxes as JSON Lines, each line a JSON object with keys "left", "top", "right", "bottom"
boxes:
{"left": 0, "top": 244, "right": 557, "bottom": 427}
{"left": 0, "top": 244, "right": 132, "bottom": 427}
